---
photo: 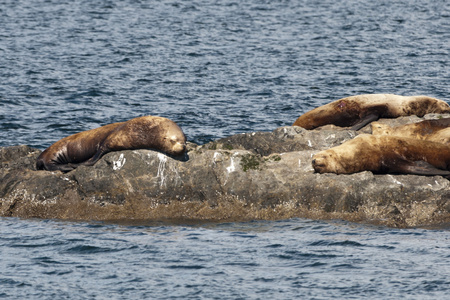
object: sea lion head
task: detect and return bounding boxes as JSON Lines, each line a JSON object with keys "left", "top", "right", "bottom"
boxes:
{"left": 312, "top": 135, "right": 377, "bottom": 174}
{"left": 404, "top": 97, "right": 450, "bottom": 116}
{"left": 312, "top": 150, "right": 343, "bottom": 174}
{"left": 433, "top": 99, "right": 450, "bottom": 113}
{"left": 160, "top": 122, "right": 187, "bottom": 156}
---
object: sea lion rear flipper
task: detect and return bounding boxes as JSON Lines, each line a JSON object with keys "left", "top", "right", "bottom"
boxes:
{"left": 387, "top": 160, "right": 450, "bottom": 176}
{"left": 350, "top": 113, "right": 380, "bottom": 131}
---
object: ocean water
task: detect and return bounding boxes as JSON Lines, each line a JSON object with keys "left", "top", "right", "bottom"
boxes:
{"left": 1, "top": 217, "right": 450, "bottom": 299}
{"left": 1, "top": 0, "right": 450, "bottom": 298}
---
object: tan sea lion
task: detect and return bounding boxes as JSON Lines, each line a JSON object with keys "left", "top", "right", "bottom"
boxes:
{"left": 372, "top": 118, "right": 450, "bottom": 144}
{"left": 36, "top": 116, "right": 187, "bottom": 172}
{"left": 293, "top": 94, "right": 450, "bottom": 131}
{"left": 312, "top": 134, "right": 450, "bottom": 176}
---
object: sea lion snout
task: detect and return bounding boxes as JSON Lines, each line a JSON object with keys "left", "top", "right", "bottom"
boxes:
{"left": 172, "top": 140, "right": 187, "bottom": 155}
{"left": 436, "top": 101, "right": 450, "bottom": 113}
{"left": 163, "top": 134, "right": 187, "bottom": 156}
{"left": 312, "top": 151, "right": 343, "bottom": 174}
{"left": 312, "top": 154, "right": 329, "bottom": 173}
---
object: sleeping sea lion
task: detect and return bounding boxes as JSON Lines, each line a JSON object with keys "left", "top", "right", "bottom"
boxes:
{"left": 36, "top": 116, "right": 187, "bottom": 172}
{"left": 293, "top": 94, "right": 450, "bottom": 131}
{"left": 371, "top": 118, "right": 450, "bottom": 145}
{"left": 312, "top": 134, "right": 450, "bottom": 177}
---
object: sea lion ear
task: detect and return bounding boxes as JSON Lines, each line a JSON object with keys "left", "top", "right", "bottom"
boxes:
{"left": 383, "top": 159, "right": 450, "bottom": 176}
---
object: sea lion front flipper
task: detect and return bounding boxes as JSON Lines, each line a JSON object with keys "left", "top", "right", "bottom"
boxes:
{"left": 387, "top": 160, "right": 450, "bottom": 176}
{"left": 350, "top": 113, "right": 380, "bottom": 131}
{"left": 77, "top": 149, "right": 108, "bottom": 167}
{"left": 57, "top": 164, "right": 77, "bottom": 172}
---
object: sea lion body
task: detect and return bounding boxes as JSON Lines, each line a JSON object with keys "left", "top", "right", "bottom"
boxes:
{"left": 293, "top": 94, "right": 450, "bottom": 130}
{"left": 312, "top": 135, "right": 450, "bottom": 176}
{"left": 36, "top": 116, "right": 187, "bottom": 172}
{"left": 372, "top": 118, "right": 450, "bottom": 145}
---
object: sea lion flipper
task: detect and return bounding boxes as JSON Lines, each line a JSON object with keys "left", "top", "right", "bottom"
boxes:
{"left": 58, "top": 164, "right": 77, "bottom": 172}
{"left": 78, "top": 150, "right": 106, "bottom": 167}
{"left": 350, "top": 113, "right": 380, "bottom": 131}
{"left": 390, "top": 160, "right": 450, "bottom": 176}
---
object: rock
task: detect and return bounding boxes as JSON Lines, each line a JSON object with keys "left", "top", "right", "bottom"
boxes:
{"left": 0, "top": 145, "right": 40, "bottom": 170}
{"left": 1, "top": 115, "right": 450, "bottom": 228}
{"left": 197, "top": 126, "right": 358, "bottom": 155}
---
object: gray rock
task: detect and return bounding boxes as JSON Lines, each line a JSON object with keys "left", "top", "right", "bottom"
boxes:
{"left": 1, "top": 114, "right": 450, "bottom": 228}
{"left": 198, "top": 126, "right": 358, "bottom": 155}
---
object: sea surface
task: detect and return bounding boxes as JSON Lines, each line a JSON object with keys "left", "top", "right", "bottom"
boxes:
{"left": 1, "top": 217, "right": 450, "bottom": 299}
{"left": 1, "top": 0, "right": 450, "bottom": 298}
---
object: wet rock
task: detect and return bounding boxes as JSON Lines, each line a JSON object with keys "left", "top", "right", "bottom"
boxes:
{"left": 1, "top": 115, "right": 450, "bottom": 228}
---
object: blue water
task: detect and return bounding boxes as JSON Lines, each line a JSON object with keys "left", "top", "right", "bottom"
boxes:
{"left": 1, "top": 0, "right": 450, "bottom": 298}
{"left": 1, "top": 217, "right": 449, "bottom": 299}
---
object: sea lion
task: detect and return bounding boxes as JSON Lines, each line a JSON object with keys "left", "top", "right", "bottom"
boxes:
{"left": 36, "top": 116, "right": 187, "bottom": 172}
{"left": 371, "top": 118, "right": 450, "bottom": 145}
{"left": 293, "top": 94, "right": 450, "bottom": 131}
{"left": 312, "top": 134, "right": 450, "bottom": 176}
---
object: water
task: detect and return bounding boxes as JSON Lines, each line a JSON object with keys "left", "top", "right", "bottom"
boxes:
{"left": 1, "top": 0, "right": 450, "bottom": 298}
{"left": 2, "top": 0, "right": 449, "bottom": 148}
{"left": 1, "top": 217, "right": 449, "bottom": 299}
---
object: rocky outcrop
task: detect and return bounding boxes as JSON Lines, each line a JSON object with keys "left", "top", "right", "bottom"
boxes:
{"left": 1, "top": 114, "right": 450, "bottom": 228}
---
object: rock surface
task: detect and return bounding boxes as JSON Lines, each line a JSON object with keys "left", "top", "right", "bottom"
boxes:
{"left": 1, "top": 114, "right": 450, "bottom": 228}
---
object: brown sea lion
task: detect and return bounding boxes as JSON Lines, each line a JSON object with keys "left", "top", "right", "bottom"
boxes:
{"left": 371, "top": 118, "right": 450, "bottom": 145}
{"left": 312, "top": 134, "right": 450, "bottom": 176}
{"left": 36, "top": 116, "right": 187, "bottom": 172}
{"left": 293, "top": 94, "right": 450, "bottom": 131}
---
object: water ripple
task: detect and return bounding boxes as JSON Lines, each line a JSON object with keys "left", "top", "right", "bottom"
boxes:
{"left": 1, "top": 0, "right": 448, "bottom": 148}
{"left": 0, "top": 216, "right": 449, "bottom": 299}
{"left": 1, "top": 0, "right": 450, "bottom": 298}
